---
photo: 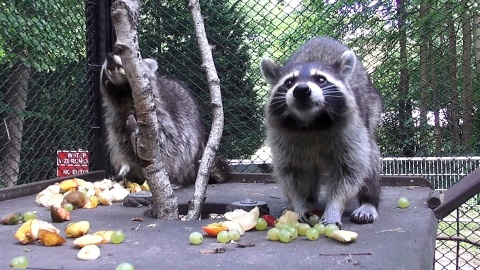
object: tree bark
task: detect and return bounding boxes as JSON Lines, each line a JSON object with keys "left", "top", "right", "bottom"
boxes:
{"left": 0, "top": 52, "right": 32, "bottom": 187}
{"left": 419, "top": 3, "right": 429, "bottom": 155}
{"left": 461, "top": 2, "right": 473, "bottom": 154}
{"left": 186, "top": 0, "right": 225, "bottom": 220}
{"left": 111, "top": 0, "right": 178, "bottom": 219}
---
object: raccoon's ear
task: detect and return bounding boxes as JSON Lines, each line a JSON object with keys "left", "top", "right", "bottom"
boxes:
{"left": 144, "top": 58, "right": 158, "bottom": 72}
{"left": 339, "top": 50, "right": 356, "bottom": 79}
{"left": 260, "top": 57, "right": 280, "bottom": 86}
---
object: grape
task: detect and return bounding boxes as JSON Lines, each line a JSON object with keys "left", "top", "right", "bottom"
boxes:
{"left": 216, "top": 231, "right": 231, "bottom": 243}
{"left": 10, "top": 256, "right": 28, "bottom": 269}
{"left": 278, "top": 229, "right": 293, "bottom": 243}
{"left": 398, "top": 197, "right": 410, "bottom": 208}
{"left": 325, "top": 224, "right": 339, "bottom": 238}
{"left": 285, "top": 226, "right": 298, "bottom": 240}
{"left": 63, "top": 203, "right": 74, "bottom": 212}
{"left": 255, "top": 218, "right": 268, "bottom": 231}
{"left": 275, "top": 221, "right": 287, "bottom": 230}
{"left": 306, "top": 227, "right": 320, "bottom": 240}
{"left": 116, "top": 262, "right": 135, "bottom": 270}
{"left": 314, "top": 223, "right": 326, "bottom": 235}
{"left": 23, "top": 211, "right": 36, "bottom": 221}
{"left": 266, "top": 228, "right": 280, "bottom": 241}
{"left": 297, "top": 223, "right": 311, "bottom": 236}
{"left": 189, "top": 232, "right": 203, "bottom": 245}
{"left": 228, "top": 229, "right": 241, "bottom": 241}
{"left": 111, "top": 230, "right": 125, "bottom": 244}
{"left": 288, "top": 221, "right": 300, "bottom": 229}
{"left": 308, "top": 214, "right": 320, "bottom": 226}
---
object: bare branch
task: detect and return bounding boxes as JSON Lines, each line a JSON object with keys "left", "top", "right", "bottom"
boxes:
{"left": 186, "top": 0, "right": 225, "bottom": 220}
{"left": 111, "top": 0, "right": 178, "bottom": 219}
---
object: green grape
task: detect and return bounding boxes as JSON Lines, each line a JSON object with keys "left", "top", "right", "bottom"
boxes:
{"left": 297, "top": 223, "right": 311, "bottom": 236}
{"left": 255, "top": 218, "right": 268, "bottom": 231}
{"left": 116, "top": 262, "right": 135, "bottom": 270}
{"left": 278, "top": 229, "right": 293, "bottom": 243}
{"left": 111, "top": 230, "right": 125, "bottom": 244}
{"left": 228, "top": 229, "right": 241, "bottom": 241}
{"left": 398, "top": 197, "right": 410, "bottom": 208}
{"left": 288, "top": 221, "right": 300, "bottom": 229}
{"left": 266, "top": 228, "right": 280, "bottom": 241}
{"left": 10, "top": 256, "right": 28, "bottom": 269}
{"left": 306, "top": 227, "right": 320, "bottom": 241}
{"left": 275, "top": 221, "right": 287, "bottom": 230}
{"left": 23, "top": 211, "right": 36, "bottom": 221}
{"left": 63, "top": 203, "right": 74, "bottom": 212}
{"left": 325, "top": 224, "right": 339, "bottom": 238}
{"left": 189, "top": 232, "right": 203, "bottom": 245}
{"left": 308, "top": 214, "right": 320, "bottom": 226}
{"left": 217, "top": 231, "right": 231, "bottom": 243}
{"left": 285, "top": 226, "right": 298, "bottom": 240}
{"left": 314, "top": 223, "right": 326, "bottom": 235}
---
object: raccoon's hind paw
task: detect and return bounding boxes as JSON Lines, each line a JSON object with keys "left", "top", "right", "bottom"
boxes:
{"left": 351, "top": 203, "right": 378, "bottom": 224}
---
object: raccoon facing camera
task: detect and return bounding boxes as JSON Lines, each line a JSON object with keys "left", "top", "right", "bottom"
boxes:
{"left": 99, "top": 53, "right": 228, "bottom": 188}
{"left": 261, "top": 36, "right": 384, "bottom": 227}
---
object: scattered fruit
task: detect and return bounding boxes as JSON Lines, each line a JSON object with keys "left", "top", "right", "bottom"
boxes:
{"left": 261, "top": 215, "right": 276, "bottom": 227}
{"left": 221, "top": 221, "right": 245, "bottom": 235}
{"left": 306, "top": 227, "right": 320, "bottom": 240}
{"left": 275, "top": 221, "right": 287, "bottom": 230}
{"left": 58, "top": 178, "right": 78, "bottom": 192}
{"left": 73, "top": 234, "right": 104, "bottom": 247}
{"left": 116, "top": 262, "right": 135, "bottom": 270}
{"left": 255, "top": 218, "right": 268, "bottom": 231}
{"left": 10, "top": 256, "right": 28, "bottom": 269}
{"left": 297, "top": 223, "right": 311, "bottom": 236}
{"left": 266, "top": 228, "right": 280, "bottom": 241}
{"left": 38, "top": 229, "right": 66, "bottom": 246}
{"left": 314, "top": 223, "right": 326, "bottom": 235}
{"left": 94, "top": 230, "right": 114, "bottom": 244}
{"left": 83, "top": 195, "right": 99, "bottom": 209}
{"left": 65, "top": 221, "right": 90, "bottom": 238}
{"left": 285, "top": 226, "right": 298, "bottom": 240}
{"left": 228, "top": 229, "right": 241, "bottom": 241}
{"left": 14, "top": 219, "right": 60, "bottom": 244}
{"left": 1, "top": 212, "right": 23, "bottom": 225}
{"left": 278, "top": 229, "right": 294, "bottom": 243}
{"left": 230, "top": 207, "right": 260, "bottom": 232}
{"left": 189, "top": 232, "right": 203, "bottom": 245}
{"left": 14, "top": 220, "right": 36, "bottom": 244}
{"left": 398, "top": 197, "right": 410, "bottom": 208}
{"left": 308, "top": 214, "right": 320, "bottom": 226}
{"left": 202, "top": 223, "right": 228, "bottom": 236}
{"left": 277, "top": 210, "right": 300, "bottom": 224}
{"left": 64, "top": 191, "right": 87, "bottom": 208}
{"left": 325, "top": 224, "right": 340, "bottom": 238}
{"left": 77, "top": 244, "right": 101, "bottom": 260}
{"left": 216, "top": 231, "right": 231, "bottom": 243}
{"left": 111, "top": 230, "right": 125, "bottom": 244}
{"left": 50, "top": 206, "right": 71, "bottom": 222}
{"left": 23, "top": 211, "right": 36, "bottom": 222}
{"left": 63, "top": 203, "right": 74, "bottom": 212}
{"left": 330, "top": 230, "right": 358, "bottom": 243}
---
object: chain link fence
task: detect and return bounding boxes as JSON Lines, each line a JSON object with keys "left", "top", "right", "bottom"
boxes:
{"left": 1, "top": 0, "right": 479, "bottom": 268}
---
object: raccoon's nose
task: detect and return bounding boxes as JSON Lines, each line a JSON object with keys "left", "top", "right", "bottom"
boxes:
{"left": 293, "top": 85, "right": 311, "bottom": 99}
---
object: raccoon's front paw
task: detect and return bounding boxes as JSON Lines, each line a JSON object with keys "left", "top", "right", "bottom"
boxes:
{"left": 320, "top": 217, "right": 342, "bottom": 229}
{"left": 118, "top": 164, "right": 130, "bottom": 179}
{"left": 351, "top": 203, "right": 378, "bottom": 224}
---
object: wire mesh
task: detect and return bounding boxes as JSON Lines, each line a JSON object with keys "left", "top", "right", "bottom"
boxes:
{"left": 0, "top": 0, "right": 479, "bottom": 268}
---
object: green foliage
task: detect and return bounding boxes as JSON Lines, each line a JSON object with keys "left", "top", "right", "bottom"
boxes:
{"left": 139, "top": 0, "right": 264, "bottom": 158}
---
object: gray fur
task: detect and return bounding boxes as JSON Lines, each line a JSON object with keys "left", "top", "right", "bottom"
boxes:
{"left": 261, "top": 37, "right": 383, "bottom": 226}
{"left": 100, "top": 53, "right": 227, "bottom": 186}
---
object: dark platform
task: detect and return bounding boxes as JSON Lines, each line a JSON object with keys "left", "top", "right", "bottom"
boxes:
{"left": 0, "top": 180, "right": 437, "bottom": 270}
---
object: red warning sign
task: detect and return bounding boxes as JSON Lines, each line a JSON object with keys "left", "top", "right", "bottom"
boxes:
{"left": 57, "top": 150, "right": 89, "bottom": 177}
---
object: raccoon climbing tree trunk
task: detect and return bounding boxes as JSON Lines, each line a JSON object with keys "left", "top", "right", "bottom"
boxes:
{"left": 0, "top": 54, "right": 32, "bottom": 187}
{"left": 186, "top": 0, "right": 225, "bottom": 220}
{"left": 111, "top": 0, "right": 178, "bottom": 219}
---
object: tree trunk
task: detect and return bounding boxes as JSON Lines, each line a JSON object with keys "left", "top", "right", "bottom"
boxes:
{"left": 0, "top": 55, "right": 32, "bottom": 187}
{"left": 397, "top": 0, "right": 415, "bottom": 157}
{"left": 419, "top": 2, "right": 429, "bottom": 155}
{"left": 446, "top": 1, "right": 461, "bottom": 153}
{"left": 111, "top": 0, "right": 178, "bottom": 219}
{"left": 186, "top": 0, "right": 225, "bottom": 220}
{"left": 461, "top": 2, "right": 473, "bottom": 154}
{"left": 429, "top": 40, "right": 442, "bottom": 156}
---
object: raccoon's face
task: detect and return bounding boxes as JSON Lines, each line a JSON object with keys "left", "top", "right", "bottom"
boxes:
{"left": 261, "top": 50, "right": 357, "bottom": 131}
{"left": 102, "top": 53, "right": 159, "bottom": 86}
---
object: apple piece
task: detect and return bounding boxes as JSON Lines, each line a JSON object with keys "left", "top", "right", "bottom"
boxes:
{"left": 330, "top": 230, "right": 358, "bottom": 243}
{"left": 73, "top": 234, "right": 104, "bottom": 247}
{"left": 77, "top": 244, "right": 101, "bottom": 260}
{"left": 65, "top": 221, "right": 90, "bottom": 238}
{"left": 38, "top": 229, "right": 66, "bottom": 246}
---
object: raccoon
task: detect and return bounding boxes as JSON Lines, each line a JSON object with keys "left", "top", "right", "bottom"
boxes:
{"left": 100, "top": 53, "right": 227, "bottom": 187}
{"left": 261, "top": 37, "right": 383, "bottom": 226}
